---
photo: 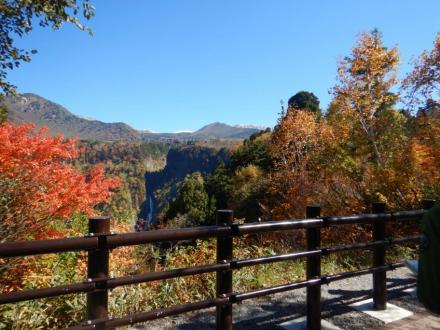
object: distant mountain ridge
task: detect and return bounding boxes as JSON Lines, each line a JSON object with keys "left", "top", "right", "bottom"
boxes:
{"left": 140, "top": 122, "right": 265, "bottom": 141}
{"left": 6, "top": 93, "right": 265, "bottom": 141}
{"left": 6, "top": 93, "right": 140, "bottom": 141}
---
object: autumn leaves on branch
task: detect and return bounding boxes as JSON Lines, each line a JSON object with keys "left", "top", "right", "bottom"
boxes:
{"left": 0, "top": 123, "right": 120, "bottom": 241}
{"left": 402, "top": 32, "right": 440, "bottom": 106}
{"left": 269, "top": 31, "right": 439, "bottom": 220}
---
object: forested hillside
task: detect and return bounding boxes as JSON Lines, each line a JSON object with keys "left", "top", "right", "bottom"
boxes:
{"left": 75, "top": 141, "right": 169, "bottom": 222}
{"left": 73, "top": 141, "right": 231, "bottom": 226}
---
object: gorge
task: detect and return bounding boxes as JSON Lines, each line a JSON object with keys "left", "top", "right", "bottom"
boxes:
{"left": 140, "top": 146, "right": 230, "bottom": 226}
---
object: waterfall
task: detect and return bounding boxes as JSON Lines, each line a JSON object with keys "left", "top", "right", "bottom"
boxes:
{"left": 146, "top": 195, "right": 154, "bottom": 229}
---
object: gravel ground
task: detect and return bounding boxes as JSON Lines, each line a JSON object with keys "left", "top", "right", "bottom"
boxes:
{"left": 130, "top": 268, "right": 424, "bottom": 329}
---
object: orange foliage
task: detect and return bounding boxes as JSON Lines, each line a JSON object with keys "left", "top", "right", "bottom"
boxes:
{"left": 402, "top": 32, "right": 439, "bottom": 105}
{"left": 268, "top": 105, "right": 368, "bottom": 223}
{"left": 409, "top": 108, "right": 440, "bottom": 194}
{"left": 331, "top": 30, "right": 400, "bottom": 166}
{"left": 267, "top": 30, "right": 440, "bottom": 245}
{"left": 327, "top": 30, "right": 426, "bottom": 210}
{"left": 269, "top": 108, "right": 325, "bottom": 219}
{"left": 0, "top": 123, "right": 120, "bottom": 240}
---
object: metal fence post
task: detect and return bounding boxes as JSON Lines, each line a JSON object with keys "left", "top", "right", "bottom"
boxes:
{"left": 216, "top": 210, "right": 233, "bottom": 330}
{"left": 372, "top": 202, "right": 387, "bottom": 310}
{"left": 87, "top": 216, "right": 110, "bottom": 329}
{"left": 306, "top": 205, "right": 321, "bottom": 330}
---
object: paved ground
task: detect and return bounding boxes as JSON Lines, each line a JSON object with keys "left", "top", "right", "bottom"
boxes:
{"left": 129, "top": 268, "right": 438, "bottom": 329}
{"left": 378, "top": 312, "right": 440, "bottom": 329}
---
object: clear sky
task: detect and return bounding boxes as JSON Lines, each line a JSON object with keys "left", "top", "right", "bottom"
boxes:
{"left": 8, "top": 0, "right": 440, "bottom": 132}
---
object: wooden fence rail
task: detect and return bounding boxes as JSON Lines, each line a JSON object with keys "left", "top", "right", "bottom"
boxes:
{"left": 0, "top": 200, "right": 436, "bottom": 330}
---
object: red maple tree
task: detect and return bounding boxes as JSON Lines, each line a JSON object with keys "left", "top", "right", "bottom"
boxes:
{"left": 0, "top": 123, "right": 120, "bottom": 241}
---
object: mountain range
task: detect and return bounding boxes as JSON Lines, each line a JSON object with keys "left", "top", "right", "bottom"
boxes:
{"left": 5, "top": 93, "right": 265, "bottom": 141}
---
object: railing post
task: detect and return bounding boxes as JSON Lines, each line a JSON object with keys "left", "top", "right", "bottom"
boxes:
{"left": 87, "top": 216, "right": 110, "bottom": 329}
{"left": 372, "top": 202, "right": 387, "bottom": 310}
{"left": 216, "top": 210, "right": 233, "bottom": 330}
{"left": 306, "top": 205, "right": 321, "bottom": 330}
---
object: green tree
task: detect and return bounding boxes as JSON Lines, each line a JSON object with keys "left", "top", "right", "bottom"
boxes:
{"left": 229, "top": 131, "right": 272, "bottom": 172}
{"left": 205, "top": 163, "right": 233, "bottom": 209}
{"left": 166, "top": 172, "right": 214, "bottom": 226}
{"left": 0, "top": 0, "right": 95, "bottom": 95}
{"left": 229, "top": 164, "right": 268, "bottom": 221}
{"left": 288, "top": 91, "right": 321, "bottom": 115}
{"left": 205, "top": 130, "right": 273, "bottom": 217}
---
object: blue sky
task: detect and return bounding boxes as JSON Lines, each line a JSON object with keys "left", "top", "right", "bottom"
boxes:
{"left": 8, "top": 1, "right": 440, "bottom": 132}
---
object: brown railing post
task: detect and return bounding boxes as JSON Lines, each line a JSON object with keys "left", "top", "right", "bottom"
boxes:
{"left": 372, "top": 202, "right": 387, "bottom": 310}
{"left": 422, "top": 199, "right": 436, "bottom": 209}
{"left": 306, "top": 205, "right": 321, "bottom": 330}
{"left": 216, "top": 210, "right": 233, "bottom": 330}
{"left": 87, "top": 216, "right": 110, "bottom": 329}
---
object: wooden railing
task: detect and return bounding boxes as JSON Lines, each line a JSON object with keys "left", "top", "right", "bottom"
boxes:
{"left": 0, "top": 200, "right": 436, "bottom": 330}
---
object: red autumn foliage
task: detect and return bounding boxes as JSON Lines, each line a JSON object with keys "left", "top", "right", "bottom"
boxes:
{"left": 0, "top": 123, "right": 120, "bottom": 240}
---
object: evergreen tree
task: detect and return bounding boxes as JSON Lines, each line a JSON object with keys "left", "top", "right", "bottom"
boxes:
{"left": 166, "top": 172, "right": 214, "bottom": 226}
{"left": 288, "top": 91, "right": 321, "bottom": 116}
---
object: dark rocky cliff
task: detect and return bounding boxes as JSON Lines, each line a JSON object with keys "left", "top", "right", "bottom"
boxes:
{"left": 141, "top": 146, "right": 229, "bottom": 222}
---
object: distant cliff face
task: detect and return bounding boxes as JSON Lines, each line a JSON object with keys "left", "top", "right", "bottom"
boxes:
{"left": 6, "top": 93, "right": 141, "bottom": 141}
{"left": 141, "top": 146, "right": 230, "bottom": 221}
{"left": 157, "top": 147, "right": 229, "bottom": 179}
